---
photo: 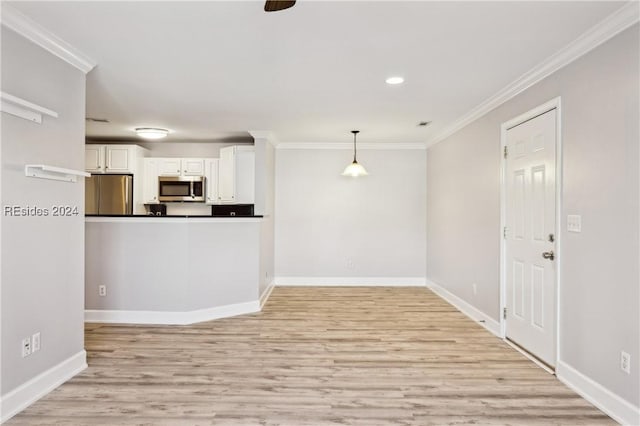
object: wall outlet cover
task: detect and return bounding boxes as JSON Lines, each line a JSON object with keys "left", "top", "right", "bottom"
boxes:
{"left": 567, "top": 214, "right": 582, "bottom": 232}
{"left": 32, "top": 332, "right": 41, "bottom": 353}
{"left": 98, "top": 285, "right": 106, "bottom": 297}
{"left": 22, "top": 337, "right": 31, "bottom": 357}
{"left": 621, "top": 351, "right": 631, "bottom": 374}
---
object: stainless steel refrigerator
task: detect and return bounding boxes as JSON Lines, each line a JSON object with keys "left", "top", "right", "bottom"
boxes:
{"left": 85, "top": 174, "right": 133, "bottom": 215}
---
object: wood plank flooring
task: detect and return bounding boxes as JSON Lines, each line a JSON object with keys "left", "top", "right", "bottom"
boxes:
{"left": 8, "top": 287, "right": 613, "bottom": 425}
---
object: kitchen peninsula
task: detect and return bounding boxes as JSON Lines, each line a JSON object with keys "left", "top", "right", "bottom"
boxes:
{"left": 85, "top": 216, "right": 267, "bottom": 324}
{"left": 84, "top": 136, "right": 276, "bottom": 324}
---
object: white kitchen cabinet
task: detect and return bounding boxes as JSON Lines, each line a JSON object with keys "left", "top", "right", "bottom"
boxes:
{"left": 85, "top": 145, "right": 137, "bottom": 174}
{"left": 218, "top": 146, "right": 255, "bottom": 204}
{"left": 182, "top": 158, "right": 205, "bottom": 176}
{"left": 157, "top": 158, "right": 182, "bottom": 176}
{"left": 143, "top": 158, "right": 159, "bottom": 204}
{"left": 105, "top": 145, "right": 133, "bottom": 172}
{"left": 157, "top": 158, "right": 205, "bottom": 177}
{"left": 204, "top": 159, "right": 219, "bottom": 204}
{"left": 85, "top": 145, "right": 105, "bottom": 173}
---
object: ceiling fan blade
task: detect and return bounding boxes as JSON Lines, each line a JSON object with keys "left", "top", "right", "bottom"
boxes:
{"left": 264, "top": 0, "right": 296, "bottom": 12}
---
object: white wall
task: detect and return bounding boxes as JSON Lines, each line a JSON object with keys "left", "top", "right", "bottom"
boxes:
{"left": 1, "top": 26, "right": 86, "bottom": 406}
{"left": 426, "top": 24, "right": 639, "bottom": 417}
{"left": 275, "top": 147, "right": 426, "bottom": 284}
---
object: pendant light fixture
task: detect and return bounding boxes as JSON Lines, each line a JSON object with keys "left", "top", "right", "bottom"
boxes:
{"left": 342, "top": 130, "right": 368, "bottom": 177}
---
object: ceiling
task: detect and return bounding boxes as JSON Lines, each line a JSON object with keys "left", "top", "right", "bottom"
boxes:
{"left": 8, "top": 1, "right": 625, "bottom": 144}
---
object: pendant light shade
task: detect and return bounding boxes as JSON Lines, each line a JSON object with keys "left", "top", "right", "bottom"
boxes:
{"left": 342, "top": 130, "right": 368, "bottom": 177}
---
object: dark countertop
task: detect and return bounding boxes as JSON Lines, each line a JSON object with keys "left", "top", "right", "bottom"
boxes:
{"left": 86, "top": 214, "right": 264, "bottom": 218}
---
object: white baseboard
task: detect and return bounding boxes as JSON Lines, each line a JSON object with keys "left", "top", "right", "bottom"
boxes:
{"left": 259, "top": 281, "right": 275, "bottom": 308}
{"left": 85, "top": 300, "right": 260, "bottom": 325}
{"left": 0, "top": 350, "right": 87, "bottom": 423}
{"left": 556, "top": 361, "right": 640, "bottom": 425}
{"left": 274, "top": 277, "right": 427, "bottom": 286}
{"left": 426, "top": 279, "right": 501, "bottom": 337}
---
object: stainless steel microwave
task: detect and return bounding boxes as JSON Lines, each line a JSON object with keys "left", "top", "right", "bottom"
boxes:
{"left": 158, "top": 176, "right": 205, "bottom": 202}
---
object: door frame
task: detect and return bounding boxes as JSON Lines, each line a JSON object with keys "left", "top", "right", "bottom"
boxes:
{"left": 499, "top": 96, "right": 563, "bottom": 371}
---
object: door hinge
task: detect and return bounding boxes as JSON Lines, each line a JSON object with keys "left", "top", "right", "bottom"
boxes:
{"left": 503, "top": 146, "right": 508, "bottom": 159}
{"left": 503, "top": 307, "right": 507, "bottom": 319}
{"left": 503, "top": 226, "right": 507, "bottom": 239}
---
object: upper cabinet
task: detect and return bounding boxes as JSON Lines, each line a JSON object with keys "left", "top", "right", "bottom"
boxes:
{"left": 142, "top": 158, "right": 159, "bottom": 204}
{"left": 85, "top": 145, "right": 141, "bottom": 174}
{"left": 218, "top": 146, "right": 255, "bottom": 204}
{"left": 157, "top": 158, "right": 205, "bottom": 177}
{"left": 204, "top": 159, "right": 219, "bottom": 204}
{"left": 85, "top": 145, "right": 105, "bottom": 173}
{"left": 158, "top": 158, "right": 181, "bottom": 176}
{"left": 182, "top": 158, "right": 205, "bottom": 176}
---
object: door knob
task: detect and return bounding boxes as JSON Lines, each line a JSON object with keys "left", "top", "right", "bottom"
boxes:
{"left": 542, "top": 251, "right": 555, "bottom": 260}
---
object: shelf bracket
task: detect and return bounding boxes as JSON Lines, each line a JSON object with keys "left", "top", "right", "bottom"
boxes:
{"left": 25, "top": 165, "right": 89, "bottom": 183}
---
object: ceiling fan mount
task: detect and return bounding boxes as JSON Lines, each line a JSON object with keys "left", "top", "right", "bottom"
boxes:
{"left": 264, "top": 0, "right": 296, "bottom": 12}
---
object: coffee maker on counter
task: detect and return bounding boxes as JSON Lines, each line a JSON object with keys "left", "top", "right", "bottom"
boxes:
{"left": 146, "top": 204, "right": 167, "bottom": 216}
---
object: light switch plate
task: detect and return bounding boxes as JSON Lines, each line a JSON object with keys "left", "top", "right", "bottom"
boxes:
{"left": 567, "top": 215, "right": 581, "bottom": 232}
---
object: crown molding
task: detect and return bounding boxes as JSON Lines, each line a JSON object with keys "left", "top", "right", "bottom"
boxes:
{"left": 248, "top": 130, "right": 279, "bottom": 146}
{"left": 426, "top": 1, "right": 639, "bottom": 147}
{"left": 276, "top": 142, "right": 426, "bottom": 150}
{"left": 1, "top": 3, "right": 97, "bottom": 74}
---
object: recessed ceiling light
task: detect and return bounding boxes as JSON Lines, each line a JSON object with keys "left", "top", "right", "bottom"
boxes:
{"left": 385, "top": 76, "right": 404, "bottom": 85}
{"left": 135, "top": 128, "right": 169, "bottom": 139}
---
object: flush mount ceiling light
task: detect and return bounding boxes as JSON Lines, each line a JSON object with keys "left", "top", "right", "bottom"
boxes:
{"left": 342, "top": 130, "right": 368, "bottom": 177}
{"left": 135, "top": 128, "right": 169, "bottom": 140}
{"left": 385, "top": 76, "right": 404, "bottom": 85}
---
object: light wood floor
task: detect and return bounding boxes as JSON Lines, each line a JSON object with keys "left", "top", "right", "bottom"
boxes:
{"left": 9, "top": 287, "right": 613, "bottom": 425}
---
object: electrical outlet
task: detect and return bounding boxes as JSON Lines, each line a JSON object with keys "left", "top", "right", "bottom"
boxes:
{"left": 22, "top": 337, "right": 31, "bottom": 357}
{"left": 472, "top": 283, "right": 477, "bottom": 295}
{"left": 346, "top": 258, "right": 354, "bottom": 269}
{"left": 32, "top": 332, "right": 41, "bottom": 353}
{"left": 621, "top": 351, "right": 631, "bottom": 374}
{"left": 98, "top": 285, "right": 107, "bottom": 297}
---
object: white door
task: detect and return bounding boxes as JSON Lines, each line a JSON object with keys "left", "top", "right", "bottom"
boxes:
{"left": 505, "top": 108, "right": 557, "bottom": 367}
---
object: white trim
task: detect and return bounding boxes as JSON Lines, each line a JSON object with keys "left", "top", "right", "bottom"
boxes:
{"left": 505, "top": 339, "right": 555, "bottom": 375}
{"left": 499, "top": 97, "right": 562, "bottom": 368}
{"left": 249, "top": 131, "right": 279, "bottom": 147}
{"left": 426, "top": 2, "right": 639, "bottom": 147}
{"left": 426, "top": 279, "right": 501, "bottom": 337}
{"left": 556, "top": 361, "right": 640, "bottom": 425}
{"left": 85, "top": 300, "right": 260, "bottom": 325}
{"left": 276, "top": 142, "right": 426, "bottom": 150}
{"left": 0, "top": 350, "right": 87, "bottom": 423}
{"left": 1, "top": 4, "right": 97, "bottom": 74}
{"left": 259, "top": 281, "right": 275, "bottom": 308}
{"left": 274, "top": 277, "right": 427, "bottom": 287}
